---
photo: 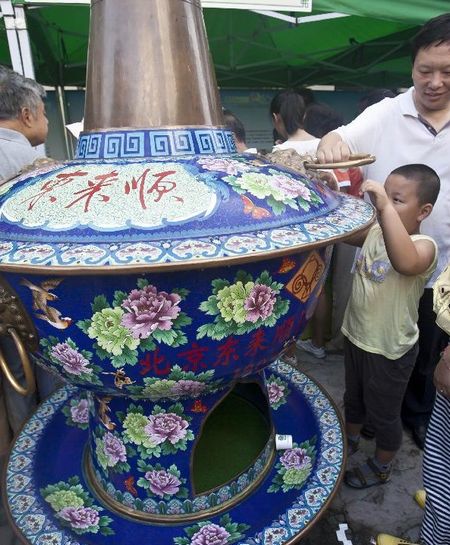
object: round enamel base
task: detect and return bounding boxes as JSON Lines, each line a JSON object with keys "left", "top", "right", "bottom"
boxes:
{"left": 5, "top": 361, "right": 345, "bottom": 545}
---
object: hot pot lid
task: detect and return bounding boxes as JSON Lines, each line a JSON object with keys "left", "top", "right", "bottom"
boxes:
{"left": 0, "top": 154, "right": 374, "bottom": 272}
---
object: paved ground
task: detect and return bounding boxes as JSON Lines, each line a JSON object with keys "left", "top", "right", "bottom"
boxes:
{"left": 295, "top": 348, "right": 423, "bottom": 545}
{"left": 1, "top": 349, "right": 424, "bottom": 545}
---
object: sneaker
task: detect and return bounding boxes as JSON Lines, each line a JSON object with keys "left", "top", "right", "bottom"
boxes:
{"left": 376, "top": 534, "right": 419, "bottom": 545}
{"left": 296, "top": 339, "right": 326, "bottom": 359}
{"left": 414, "top": 489, "right": 426, "bottom": 509}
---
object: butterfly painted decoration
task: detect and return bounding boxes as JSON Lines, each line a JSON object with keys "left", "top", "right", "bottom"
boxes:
{"left": 191, "top": 399, "right": 208, "bottom": 413}
{"left": 241, "top": 195, "right": 272, "bottom": 219}
{"left": 278, "top": 257, "right": 296, "bottom": 273}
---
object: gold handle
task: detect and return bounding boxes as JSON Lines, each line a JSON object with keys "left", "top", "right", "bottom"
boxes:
{"left": 0, "top": 328, "right": 35, "bottom": 396}
{"left": 304, "top": 153, "right": 376, "bottom": 170}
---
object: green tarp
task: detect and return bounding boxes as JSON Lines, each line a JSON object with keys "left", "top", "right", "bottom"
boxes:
{"left": 1, "top": 1, "right": 449, "bottom": 88}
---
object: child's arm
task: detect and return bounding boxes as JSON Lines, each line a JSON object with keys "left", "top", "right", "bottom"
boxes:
{"left": 361, "top": 180, "right": 435, "bottom": 276}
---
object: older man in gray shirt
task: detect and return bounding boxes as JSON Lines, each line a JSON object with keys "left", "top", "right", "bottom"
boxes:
{"left": 0, "top": 66, "right": 48, "bottom": 184}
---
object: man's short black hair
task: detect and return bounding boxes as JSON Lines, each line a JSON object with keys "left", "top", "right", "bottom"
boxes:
{"left": 411, "top": 13, "right": 450, "bottom": 62}
{"left": 390, "top": 164, "right": 440, "bottom": 205}
{"left": 222, "top": 108, "right": 246, "bottom": 144}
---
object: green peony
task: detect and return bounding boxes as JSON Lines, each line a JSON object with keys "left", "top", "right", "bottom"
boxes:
{"left": 142, "top": 379, "right": 177, "bottom": 400}
{"left": 87, "top": 307, "right": 139, "bottom": 356}
{"left": 45, "top": 489, "right": 84, "bottom": 511}
{"left": 216, "top": 281, "right": 254, "bottom": 324}
{"left": 123, "top": 412, "right": 155, "bottom": 449}
{"left": 282, "top": 466, "right": 312, "bottom": 486}
{"left": 235, "top": 173, "right": 273, "bottom": 199}
{"left": 95, "top": 437, "right": 108, "bottom": 470}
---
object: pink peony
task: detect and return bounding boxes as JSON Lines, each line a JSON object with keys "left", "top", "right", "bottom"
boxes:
{"left": 280, "top": 448, "right": 311, "bottom": 470}
{"left": 270, "top": 175, "right": 312, "bottom": 200}
{"left": 191, "top": 523, "right": 231, "bottom": 545}
{"left": 58, "top": 506, "right": 99, "bottom": 529}
{"left": 267, "top": 382, "right": 285, "bottom": 404}
{"left": 70, "top": 399, "right": 89, "bottom": 424}
{"left": 121, "top": 285, "right": 181, "bottom": 339}
{"left": 103, "top": 432, "right": 127, "bottom": 465}
{"left": 144, "top": 469, "right": 181, "bottom": 498}
{"left": 170, "top": 380, "right": 206, "bottom": 398}
{"left": 244, "top": 284, "right": 276, "bottom": 323}
{"left": 144, "top": 412, "right": 189, "bottom": 445}
{"left": 51, "top": 343, "right": 92, "bottom": 376}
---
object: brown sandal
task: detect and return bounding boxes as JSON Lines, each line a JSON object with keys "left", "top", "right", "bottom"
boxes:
{"left": 344, "top": 457, "right": 391, "bottom": 488}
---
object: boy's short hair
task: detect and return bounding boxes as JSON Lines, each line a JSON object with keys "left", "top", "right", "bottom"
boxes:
{"left": 390, "top": 163, "right": 440, "bottom": 205}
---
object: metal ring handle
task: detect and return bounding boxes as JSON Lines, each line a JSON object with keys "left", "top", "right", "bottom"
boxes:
{"left": 304, "top": 153, "right": 376, "bottom": 170}
{"left": 0, "top": 328, "right": 35, "bottom": 396}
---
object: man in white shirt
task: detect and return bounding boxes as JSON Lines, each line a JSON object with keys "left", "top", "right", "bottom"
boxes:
{"left": 317, "top": 13, "right": 450, "bottom": 450}
{"left": 0, "top": 66, "right": 48, "bottom": 184}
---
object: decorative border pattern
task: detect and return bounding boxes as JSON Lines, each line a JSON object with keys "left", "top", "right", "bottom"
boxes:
{"left": 0, "top": 197, "right": 373, "bottom": 268}
{"left": 5, "top": 361, "right": 344, "bottom": 545}
{"left": 76, "top": 129, "right": 236, "bottom": 160}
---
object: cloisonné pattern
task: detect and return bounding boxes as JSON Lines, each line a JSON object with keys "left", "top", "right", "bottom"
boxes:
{"left": 6, "top": 362, "right": 344, "bottom": 545}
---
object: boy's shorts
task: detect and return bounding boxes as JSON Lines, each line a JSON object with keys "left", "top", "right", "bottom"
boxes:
{"left": 344, "top": 337, "right": 418, "bottom": 451}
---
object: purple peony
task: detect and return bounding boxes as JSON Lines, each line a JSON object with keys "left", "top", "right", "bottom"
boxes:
{"left": 280, "top": 448, "right": 311, "bottom": 470}
{"left": 267, "top": 382, "right": 285, "bottom": 404}
{"left": 51, "top": 343, "right": 92, "bottom": 376}
{"left": 58, "top": 506, "right": 100, "bottom": 529}
{"left": 144, "top": 469, "right": 181, "bottom": 498}
{"left": 191, "top": 523, "right": 231, "bottom": 545}
{"left": 70, "top": 399, "right": 89, "bottom": 424}
{"left": 170, "top": 380, "right": 206, "bottom": 398}
{"left": 144, "top": 412, "right": 189, "bottom": 445}
{"left": 121, "top": 285, "right": 181, "bottom": 339}
{"left": 244, "top": 284, "right": 276, "bottom": 323}
{"left": 103, "top": 432, "right": 127, "bottom": 465}
{"left": 270, "top": 175, "right": 312, "bottom": 201}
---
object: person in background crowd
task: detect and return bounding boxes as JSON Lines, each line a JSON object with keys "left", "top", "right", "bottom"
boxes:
{"left": 358, "top": 88, "right": 397, "bottom": 113}
{"left": 342, "top": 164, "right": 439, "bottom": 489}
{"left": 270, "top": 91, "right": 360, "bottom": 359}
{"left": 0, "top": 65, "right": 47, "bottom": 185}
{"left": 0, "top": 66, "right": 60, "bottom": 462}
{"left": 317, "top": 13, "right": 450, "bottom": 449}
{"left": 222, "top": 108, "right": 257, "bottom": 154}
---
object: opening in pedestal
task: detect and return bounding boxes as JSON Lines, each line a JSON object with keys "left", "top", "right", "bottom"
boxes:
{"left": 192, "top": 382, "right": 273, "bottom": 494}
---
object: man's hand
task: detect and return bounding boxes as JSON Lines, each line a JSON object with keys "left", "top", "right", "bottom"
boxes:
{"left": 316, "top": 132, "right": 351, "bottom": 163}
{"left": 360, "top": 180, "right": 390, "bottom": 212}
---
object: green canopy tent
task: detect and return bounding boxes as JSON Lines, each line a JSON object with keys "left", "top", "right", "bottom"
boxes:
{"left": 0, "top": 0, "right": 449, "bottom": 89}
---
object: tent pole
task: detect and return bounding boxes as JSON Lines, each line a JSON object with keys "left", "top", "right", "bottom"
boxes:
{"left": 56, "top": 85, "right": 74, "bottom": 159}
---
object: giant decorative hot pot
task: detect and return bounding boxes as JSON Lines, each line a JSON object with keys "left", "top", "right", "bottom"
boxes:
{"left": 1, "top": 2, "right": 375, "bottom": 544}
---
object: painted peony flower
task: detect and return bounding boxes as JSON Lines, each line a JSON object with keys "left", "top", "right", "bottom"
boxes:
{"left": 70, "top": 398, "right": 90, "bottom": 424}
{"left": 123, "top": 412, "right": 156, "bottom": 449}
{"left": 58, "top": 506, "right": 100, "bottom": 530}
{"left": 144, "top": 412, "right": 189, "bottom": 445}
{"left": 280, "top": 448, "right": 312, "bottom": 470}
{"left": 243, "top": 284, "right": 276, "bottom": 323}
{"left": 282, "top": 466, "right": 312, "bottom": 486}
{"left": 268, "top": 174, "right": 312, "bottom": 201}
{"left": 101, "top": 432, "right": 127, "bottom": 466}
{"left": 198, "top": 157, "right": 251, "bottom": 176}
{"left": 144, "top": 469, "right": 181, "bottom": 498}
{"left": 51, "top": 343, "right": 92, "bottom": 376}
{"left": 170, "top": 380, "right": 206, "bottom": 398}
{"left": 121, "top": 285, "right": 181, "bottom": 339}
{"left": 216, "top": 281, "right": 254, "bottom": 324}
{"left": 45, "top": 490, "right": 84, "bottom": 512}
{"left": 190, "top": 523, "right": 231, "bottom": 545}
{"left": 267, "top": 382, "right": 285, "bottom": 405}
{"left": 87, "top": 307, "right": 139, "bottom": 356}
{"left": 235, "top": 172, "right": 274, "bottom": 199}
{"left": 142, "top": 379, "right": 177, "bottom": 400}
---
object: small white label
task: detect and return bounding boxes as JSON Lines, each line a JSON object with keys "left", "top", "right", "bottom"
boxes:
{"left": 275, "top": 434, "right": 293, "bottom": 450}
